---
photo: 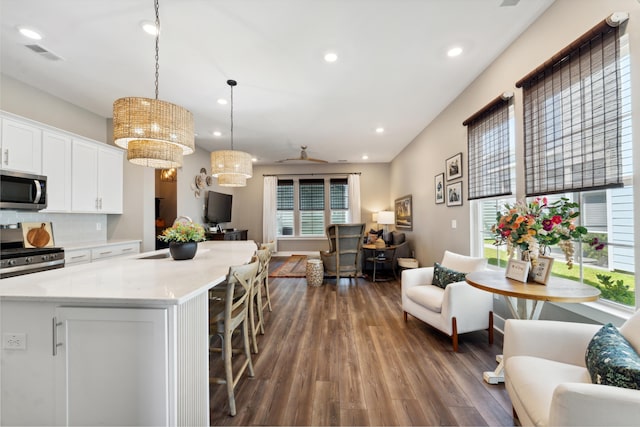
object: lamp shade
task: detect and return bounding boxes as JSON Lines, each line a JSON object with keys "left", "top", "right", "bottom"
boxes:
{"left": 217, "top": 174, "right": 247, "bottom": 187}
{"left": 127, "top": 139, "right": 183, "bottom": 169}
{"left": 377, "top": 210, "right": 395, "bottom": 225}
{"left": 113, "top": 97, "right": 195, "bottom": 166}
{"left": 210, "top": 150, "right": 253, "bottom": 178}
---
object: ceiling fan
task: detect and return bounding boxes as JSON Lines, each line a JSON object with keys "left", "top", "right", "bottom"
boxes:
{"left": 278, "top": 145, "right": 328, "bottom": 163}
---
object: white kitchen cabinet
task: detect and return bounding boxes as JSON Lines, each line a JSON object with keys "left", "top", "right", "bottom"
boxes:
{"left": 90, "top": 241, "right": 140, "bottom": 261}
{"left": 71, "top": 139, "right": 123, "bottom": 213}
{"left": 41, "top": 131, "right": 72, "bottom": 212}
{"left": 63, "top": 248, "right": 91, "bottom": 265}
{"left": 64, "top": 241, "right": 140, "bottom": 266}
{"left": 0, "top": 116, "right": 42, "bottom": 174}
{"left": 54, "top": 306, "right": 169, "bottom": 426}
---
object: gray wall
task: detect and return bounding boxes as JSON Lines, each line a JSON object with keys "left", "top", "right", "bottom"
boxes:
{"left": 390, "top": 0, "right": 640, "bottom": 324}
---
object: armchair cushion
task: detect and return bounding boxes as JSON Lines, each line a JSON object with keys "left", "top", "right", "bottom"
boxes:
{"left": 585, "top": 323, "right": 640, "bottom": 389}
{"left": 432, "top": 262, "right": 467, "bottom": 289}
{"left": 405, "top": 284, "right": 444, "bottom": 313}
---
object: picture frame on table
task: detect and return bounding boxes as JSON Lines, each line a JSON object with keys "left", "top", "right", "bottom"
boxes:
{"left": 394, "top": 195, "right": 412, "bottom": 230}
{"left": 446, "top": 181, "right": 463, "bottom": 207}
{"left": 505, "top": 258, "right": 530, "bottom": 283}
{"left": 435, "top": 173, "right": 444, "bottom": 204}
{"left": 531, "top": 255, "right": 554, "bottom": 285}
{"left": 445, "top": 152, "right": 462, "bottom": 181}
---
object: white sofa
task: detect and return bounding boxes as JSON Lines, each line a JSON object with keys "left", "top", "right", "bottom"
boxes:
{"left": 504, "top": 310, "right": 640, "bottom": 426}
{"left": 401, "top": 251, "right": 493, "bottom": 351}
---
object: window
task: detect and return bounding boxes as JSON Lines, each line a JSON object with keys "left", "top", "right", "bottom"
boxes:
{"left": 330, "top": 178, "right": 349, "bottom": 224}
{"left": 299, "top": 179, "right": 325, "bottom": 236}
{"left": 276, "top": 176, "right": 350, "bottom": 237}
{"left": 474, "top": 19, "right": 635, "bottom": 309}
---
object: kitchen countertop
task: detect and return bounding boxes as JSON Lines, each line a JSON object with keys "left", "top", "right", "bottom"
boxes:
{"left": 0, "top": 240, "right": 257, "bottom": 305}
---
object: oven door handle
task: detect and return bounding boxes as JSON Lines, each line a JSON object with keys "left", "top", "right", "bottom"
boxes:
{"left": 0, "top": 259, "right": 64, "bottom": 276}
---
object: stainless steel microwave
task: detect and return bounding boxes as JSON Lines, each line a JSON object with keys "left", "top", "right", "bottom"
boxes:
{"left": 0, "top": 170, "right": 47, "bottom": 210}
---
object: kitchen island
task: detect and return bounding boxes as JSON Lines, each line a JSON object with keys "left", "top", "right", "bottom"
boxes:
{"left": 0, "top": 240, "right": 257, "bottom": 426}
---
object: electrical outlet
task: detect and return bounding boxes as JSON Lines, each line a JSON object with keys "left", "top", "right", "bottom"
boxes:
{"left": 3, "top": 332, "right": 26, "bottom": 350}
{"left": 96, "top": 222, "right": 102, "bottom": 231}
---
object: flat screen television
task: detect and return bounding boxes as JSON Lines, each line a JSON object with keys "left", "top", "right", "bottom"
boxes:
{"left": 205, "top": 190, "right": 232, "bottom": 224}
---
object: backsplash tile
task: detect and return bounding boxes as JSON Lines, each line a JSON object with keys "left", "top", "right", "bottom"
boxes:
{"left": 0, "top": 211, "right": 107, "bottom": 245}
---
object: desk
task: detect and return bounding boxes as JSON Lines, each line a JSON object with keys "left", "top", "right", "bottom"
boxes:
{"left": 362, "top": 244, "right": 398, "bottom": 282}
{"left": 465, "top": 270, "right": 600, "bottom": 384}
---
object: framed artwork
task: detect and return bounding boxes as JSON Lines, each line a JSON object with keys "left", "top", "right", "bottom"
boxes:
{"left": 394, "top": 195, "right": 412, "bottom": 230}
{"left": 505, "top": 259, "right": 530, "bottom": 283}
{"left": 435, "top": 173, "right": 444, "bottom": 204}
{"left": 446, "top": 181, "right": 463, "bottom": 207}
{"left": 22, "top": 222, "right": 55, "bottom": 248}
{"left": 531, "top": 255, "right": 554, "bottom": 285}
{"left": 446, "top": 152, "right": 463, "bottom": 181}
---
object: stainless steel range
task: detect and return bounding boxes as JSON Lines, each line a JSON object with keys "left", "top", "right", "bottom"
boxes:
{"left": 0, "top": 225, "right": 65, "bottom": 279}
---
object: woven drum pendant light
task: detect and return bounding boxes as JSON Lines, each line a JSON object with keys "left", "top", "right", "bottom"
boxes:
{"left": 211, "top": 79, "right": 253, "bottom": 187}
{"left": 112, "top": 0, "right": 194, "bottom": 168}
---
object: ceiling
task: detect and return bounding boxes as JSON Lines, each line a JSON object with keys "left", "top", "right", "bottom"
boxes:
{"left": 0, "top": 0, "right": 554, "bottom": 165}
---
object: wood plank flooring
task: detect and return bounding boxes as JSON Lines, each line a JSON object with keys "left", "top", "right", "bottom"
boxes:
{"left": 210, "top": 259, "right": 516, "bottom": 426}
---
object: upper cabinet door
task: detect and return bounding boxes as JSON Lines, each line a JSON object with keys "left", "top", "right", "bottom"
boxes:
{"left": 97, "top": 147, "right": 123, "bottom": 213}
{"left": 41, "top": 131, "right": 72, "bottom": 212}
{"left": 71, "top": 138, "right": 99, "bottom": 212}
{"left": 0, "top": 117, "right": 42, "bottom": 174}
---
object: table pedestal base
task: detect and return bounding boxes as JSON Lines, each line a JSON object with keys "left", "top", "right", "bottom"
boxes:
{"left": 483, "top": 355, "right": 504, "bottom": 384}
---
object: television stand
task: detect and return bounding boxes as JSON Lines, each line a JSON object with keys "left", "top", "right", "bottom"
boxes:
{"left": 205, "top": 229, "right": 248, "bottom": 241}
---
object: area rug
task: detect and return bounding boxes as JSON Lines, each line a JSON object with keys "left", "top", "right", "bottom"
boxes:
{"left": 269, "top": 255, "right": 308, "bottom": 278}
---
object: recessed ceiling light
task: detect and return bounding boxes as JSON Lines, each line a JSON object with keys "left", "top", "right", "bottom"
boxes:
{"left": 140, "top": 20, "right": 158, "bottom": 36}
{"left": 217, "top": 98, "right": 228, "bottom": 105}
{"left": 213, "top": 131, "right": 222, "bottom": 137}
{"left": 17, "top": 26, "right": 42, "bottom": 40}
{"left": 375, "top": 127, "right": 384, "bottom": 134}
{"left": 447, "top": 46, "right": 463, "bottom": 57}
{"left": 324, "top": 52, "right": 338, "bottom": 63}
{"left": 252, "top": 158, "right": 258, "bottom": 162}
{"left": 362, "top": 155, "right": 369, "bottom": 160}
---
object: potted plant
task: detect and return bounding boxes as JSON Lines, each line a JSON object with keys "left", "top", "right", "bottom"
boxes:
{"left": 157, "top": 221, "right": 206, "bottom": 260}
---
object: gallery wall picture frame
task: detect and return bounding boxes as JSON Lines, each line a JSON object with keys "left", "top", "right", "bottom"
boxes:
{"left": 446, "top": 181, "right": 463, "bottom": 207}
{"left": 446, "top": 152, "right": 462, "bottom": 181}
{"left": 394, "top": 195, "right": 413, "bottom": 230}
{"left": 435, "top": 173, "right": 444, "bottom": 204}
{"left": 531, "top": 255, "right": 554, "bottom": 285}
{"left": 505, "top": 259, "right": 530, "bottom": 283}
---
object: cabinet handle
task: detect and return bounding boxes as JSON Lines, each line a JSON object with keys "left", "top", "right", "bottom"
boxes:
{"left": 99, "top": 251, "right": 113, "bottom": 255}
{"left": 3, "top": 149, "right": 8, "bottom": 165}
{"left": 99, "top": 198, "right": 103, "bottom": 209}
{"left": 52, "top": 317, "right": 63, "bottom": 356}
{"left": 95, "top": 198, "right": 99, "bottom": 209}
{"left": 71, "top": 255, "right": 87, "bottom": 259}
{"left": 122, "top": 248, "right": 133, "bottom": 252}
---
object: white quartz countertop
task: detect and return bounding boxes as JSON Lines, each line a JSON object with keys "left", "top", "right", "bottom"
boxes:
{"left": 0, "top": 240, "right": 257, "bottom": 305}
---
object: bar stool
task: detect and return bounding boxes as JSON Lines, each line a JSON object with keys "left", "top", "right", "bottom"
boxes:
{"left": 209, "top": 258, "right": 259, "bottom": 416}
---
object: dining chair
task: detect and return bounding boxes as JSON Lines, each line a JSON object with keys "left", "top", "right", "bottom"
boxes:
{"left": 209, "top": 258, "right": 259, "bottom": 416}
{"left": 256, "top": 246, "right": 273, "bottom": 312}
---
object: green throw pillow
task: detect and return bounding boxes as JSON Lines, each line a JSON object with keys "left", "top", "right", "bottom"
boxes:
{"left": 432, "top": 262, "right": 467, "bottom": 289}
{"left": 585, "top": 323, "right": 640, "bottom": 390}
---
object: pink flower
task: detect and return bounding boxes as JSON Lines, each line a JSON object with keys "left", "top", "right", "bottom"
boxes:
{"left": 551, "top": 215, "right": 562, "bottom": 224}
{"left": 542, "top": 219, "right": 554, "bottom": 231}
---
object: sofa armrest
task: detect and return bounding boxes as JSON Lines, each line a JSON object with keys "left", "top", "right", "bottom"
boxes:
{"left": 549, "top": 383, "right": 640, "bottom": 426}
{"left": 504, "top": 319, "right": 601, "bottom": 367}
{"left": 401, "top": 267, "right": 434, "bottom": 291}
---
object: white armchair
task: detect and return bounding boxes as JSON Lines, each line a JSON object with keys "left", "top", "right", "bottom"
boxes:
{"left": 504, "top": 311, "right": 640, "bottom": 427}
{"left": 401, "top": 250, "right": 493, "bottom": 351}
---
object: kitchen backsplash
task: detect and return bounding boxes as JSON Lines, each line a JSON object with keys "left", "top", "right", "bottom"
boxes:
{"left": 0, "top": 211, "right": 107, "bottom": 245}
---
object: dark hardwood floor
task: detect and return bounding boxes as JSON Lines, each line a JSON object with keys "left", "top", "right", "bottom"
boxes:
{"left": 210, "top": 259, "right": 515, "bottom": 426}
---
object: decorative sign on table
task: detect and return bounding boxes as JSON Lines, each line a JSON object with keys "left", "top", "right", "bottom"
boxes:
{"left": 505, "top": 258, "right": 530, "bottom": 283}
{"left": 531, "top": 255, "right": 554, "bottom": 285}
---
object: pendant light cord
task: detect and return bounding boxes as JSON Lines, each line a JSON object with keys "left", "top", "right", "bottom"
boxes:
{"left": 154, "top": 0, "right": 160, "bottom": 100}
{"left": 228, "top": 79, "right": 237, "bottom": 150}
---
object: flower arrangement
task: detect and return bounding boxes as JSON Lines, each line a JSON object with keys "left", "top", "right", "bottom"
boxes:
{"left": 492, "top": 197, "right": 604, "bottom": 268}
{"left": 157, "top": 221, "right": 206, "bottom": 243}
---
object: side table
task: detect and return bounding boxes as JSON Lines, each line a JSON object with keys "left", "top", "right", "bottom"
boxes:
{"left": 306, "top": 259, "right": 324, "bottom": 287}
{"left": 362, "top": 244, "right": 398, "bottom": 282}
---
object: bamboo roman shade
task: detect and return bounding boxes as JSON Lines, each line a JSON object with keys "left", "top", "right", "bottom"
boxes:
{"left": 517, "top": 17, "right": 627, "bottom": 197}
{"left": 464, "top": 95, "right": 512, "bottom": 200}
